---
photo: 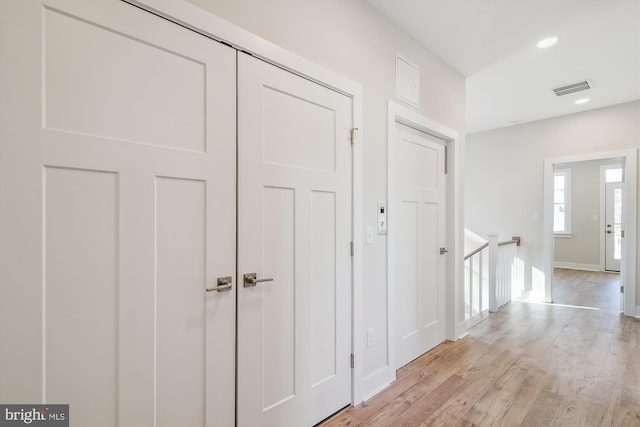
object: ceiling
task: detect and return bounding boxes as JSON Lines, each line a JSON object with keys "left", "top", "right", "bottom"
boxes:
{"left": 365, "top": 0, "right": 640, "bottom": 134}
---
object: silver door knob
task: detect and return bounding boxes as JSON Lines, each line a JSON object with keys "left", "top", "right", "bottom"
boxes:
{"left": 244, "top": 273, "right": 274, "bottom": 287}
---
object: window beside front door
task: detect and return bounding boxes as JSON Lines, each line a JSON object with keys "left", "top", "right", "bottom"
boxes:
{"left": 554, "top": 169, "right": 571, "bottom": 234}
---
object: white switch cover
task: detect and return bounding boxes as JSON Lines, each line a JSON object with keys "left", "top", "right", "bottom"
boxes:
{"left": 366, "top": 226, "right": 374, "bottom": 244}
{"left": 367, "top": 328, "right": 375, "bottom": 347}
{"left": 377, "top": 200, "right": 387, "bottom": 234}
{"left": 532, "top": 213, "right": 540, "bottom": 223}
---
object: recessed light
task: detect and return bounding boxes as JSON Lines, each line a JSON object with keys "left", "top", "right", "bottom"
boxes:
{"left": 537, "top": 36, "right": 558, "bottom": 49}
{"left": 574, "top": 98, "right": 590, "bottom": 105}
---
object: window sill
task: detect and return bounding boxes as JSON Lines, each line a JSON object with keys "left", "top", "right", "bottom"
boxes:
{"left": 554, "top": 232, "right": 573, "bottom": 239}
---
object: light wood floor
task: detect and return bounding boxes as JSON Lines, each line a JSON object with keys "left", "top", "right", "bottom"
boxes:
{"left": 320, "top": 269, "right": 640, "bottom": 426}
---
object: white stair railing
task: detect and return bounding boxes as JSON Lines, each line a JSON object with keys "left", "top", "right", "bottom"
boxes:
{"left": 464, "top": 241, "right": 489, "bottom": 326}
{"left": 488, "top": 233, "right": 520, "bottom": 312}
{"left": 465, "top": 231, "right": 520, "bottom": 326}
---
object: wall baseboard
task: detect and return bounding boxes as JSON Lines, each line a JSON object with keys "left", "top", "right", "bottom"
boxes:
{"left": 554, "top": 261, "right": 601, "bottom": 271}
{"left": 361, "top": 366, "right": 391, "bottom": 402}
{"left": 456, "top": 320, "right": 470, "bottom": 340}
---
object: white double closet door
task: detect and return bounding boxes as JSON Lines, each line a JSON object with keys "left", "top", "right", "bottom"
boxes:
{"left": 0, "top": 1, "right": 352, "bottom": 426}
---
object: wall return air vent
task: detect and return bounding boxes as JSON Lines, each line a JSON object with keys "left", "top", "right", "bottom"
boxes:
{"left": 552, "top": 80, "right": 592, "bottom": 96}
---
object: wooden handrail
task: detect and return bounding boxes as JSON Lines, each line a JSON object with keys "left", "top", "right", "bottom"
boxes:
{"left": 498, "top": 236, "right": 521, "bottom": 247}
{"left": 464, "top": 242, "right": 489, "bottom": 260}
{"left": 465, "top": 236, "right": 521, "bottom": 260}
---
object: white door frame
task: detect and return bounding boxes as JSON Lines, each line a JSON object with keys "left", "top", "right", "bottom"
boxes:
{"left": 543, "top": 149, "right": 637, "bottom": 316}
{"left": 386, "top": 101, "right": 464, "bottom": 385}
{"left": 123, "top": 0, "right": 366, "bottom": 404}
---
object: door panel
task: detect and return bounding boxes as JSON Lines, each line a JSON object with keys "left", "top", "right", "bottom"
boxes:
{"left": 43, "top": 6, "right": 206, "bottom": 151}
{"left": 262, "top": 186, "right": 296, "bottom": 410}
{"left": 237, "top": 53, "right": 352, "bottom": 427}
{"left": 0, "top": 1, "right": 236, "bottom": 426}
{"left": 422, "top": 202, "right": 440, "bottom": 326}
{"left": 310, "top": 191, "right": 338, "bottom": 386}
{"left": 262, "top": 87, "right": 337, "bottom": 172}
{"left": 156, "top": 178, "right": 206, "bottom": 427}
{"left": 391, "top": 123, "right": 447, "bottom": 369}
{"left": 397, "top": 201, "right": 420, "bottom": 341}
{"left": 45, "top": 167, "right": 118, "bottom": 427}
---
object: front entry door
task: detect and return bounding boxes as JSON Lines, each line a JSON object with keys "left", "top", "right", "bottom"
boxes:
{"left": 237, "top": 53, "right": 353, "bottom": 427}
{"left": 605, "top": 182, "right": 623, "bottom": 272}
{"left": 390, "top": 123, "right": 447, "bottom": 369}
{"left": 0, "top": 1, "right": 236, "bottom": 426}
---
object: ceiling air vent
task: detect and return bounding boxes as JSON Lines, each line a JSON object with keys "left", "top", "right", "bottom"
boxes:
{"left": 552, "top": 80, "right": 592, "bottom": 96}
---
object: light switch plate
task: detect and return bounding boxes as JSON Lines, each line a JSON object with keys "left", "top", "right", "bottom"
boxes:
{"left": 366, "top": 226, "right": 374, "bottom": 244}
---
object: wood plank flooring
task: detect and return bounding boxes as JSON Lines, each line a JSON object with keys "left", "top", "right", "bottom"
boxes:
{"left": 320, "top": 269, "right": 640, "bottom": 426}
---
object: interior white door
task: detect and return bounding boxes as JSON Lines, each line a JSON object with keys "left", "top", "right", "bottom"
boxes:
{"left": 237, "top": 53, "right": 352, "bottom": 427}
{"left": 605, "top": 182, "right": 623, "bottom": 272}
{"left": 390, "top": 123, "right": 447, "bottom": 369}
{"left": 0, "top": 1, "right": 236, "bottom": 426}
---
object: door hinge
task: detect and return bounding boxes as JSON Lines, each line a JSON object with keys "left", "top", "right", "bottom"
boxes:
{"left": 621, "top": 285, "right": 624, "bottom": 293}
{"left": 350, "top": 353, "right": 355, "bottom": 368}
{"left": 622, "top": 230, "right": 625, "bottom": 238}
{"left": 350, "top": 241, "right": 354, "bottom": 256}
{"left": 444, "top": 145, "right": 448, "bottom": 175}
{"left": 350, "top": 128, "right": 358, "bottom": 145}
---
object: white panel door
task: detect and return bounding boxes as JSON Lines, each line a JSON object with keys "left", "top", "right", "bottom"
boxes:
{"left": 605, "top": 182, "right": 623, "bottom": 272}
{"left": 237, "top": 53, "right": 352, "bottom": 427}
{"left": 0, "top": 1, "right": 236, "bottom": 426}
{"left": 390, "top": 123, "right": 447, "bottom": 369}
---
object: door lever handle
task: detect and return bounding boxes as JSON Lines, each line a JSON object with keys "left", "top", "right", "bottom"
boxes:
{"left": 244, "top": 273, "right": 274, "bottom": 287}
{"left": 206, "top": 276, "right": 233, "bottom": 292}
{"left": 440, "top": 247, "right": 448, "bottom": 255}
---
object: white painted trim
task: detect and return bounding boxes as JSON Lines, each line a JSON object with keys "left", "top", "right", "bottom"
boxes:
{"left": 554, "top": 262, "right": 601, "bottom": 271}
{"left": 456, "top": 329, "right": 470, "bottom": 339}
{"left": 386, "top": 101, "right": 463, "bottom": 388}
{"left": 351, "top": 115, "right": 364, "bottom": 405}
{"left": 361, "top": 366, "right": 390, "bottom": 402}
{"left": 465, "top": 310, "right": 490, "bottom": 330}
{"left": 554, "top": 233, "right": 573, "bottom": 239}
{"left": 125, "top": 0, "right": 366, "bottom": 405}
{"left": 543, "top": 149, "right": 636, "bottom": 317}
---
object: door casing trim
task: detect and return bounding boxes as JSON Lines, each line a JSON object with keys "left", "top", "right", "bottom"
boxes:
{"left": 543, "top": 149, "right": 637, "bottom": 316}
{"left": 385, "top": 101, "right": 463, "bottom": 389}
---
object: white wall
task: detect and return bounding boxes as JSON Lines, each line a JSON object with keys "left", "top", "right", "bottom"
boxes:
{"left": 466, "top": 101, "right": 640, "bottom": 301}
{"left": 185, "top": 0, "right": 466, "bottom": 398}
